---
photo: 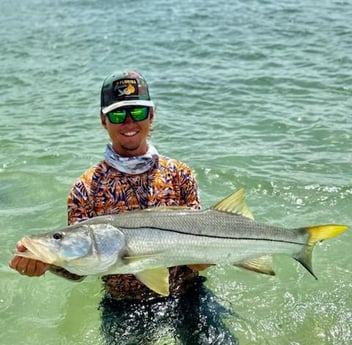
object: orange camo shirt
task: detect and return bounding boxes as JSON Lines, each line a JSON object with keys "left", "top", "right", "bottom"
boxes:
{"left": 67, "top": 155, "right": 200, "bottom": 300}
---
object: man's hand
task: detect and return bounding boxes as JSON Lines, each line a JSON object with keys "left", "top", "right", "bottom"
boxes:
{"left": 9, "top": 242, "right": 49, "bottom": 277}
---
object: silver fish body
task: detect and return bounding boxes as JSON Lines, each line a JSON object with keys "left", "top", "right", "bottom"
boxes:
{"left": 16, "top": 189, "right": 348, "bottom": 296}
{"left": 106, "top": 209, "right": 308, "bottom": 272}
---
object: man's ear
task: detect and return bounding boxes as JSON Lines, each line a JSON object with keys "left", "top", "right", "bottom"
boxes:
{"left": 149, "top": 107, "right": 154, "bottom": 122}
{"left": 100, "top": 112, "right": 107, "bottom": 128}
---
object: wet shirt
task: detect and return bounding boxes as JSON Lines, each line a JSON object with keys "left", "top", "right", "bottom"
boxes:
{"left": 67, "top": 155, "right": 200, "bottom": 300}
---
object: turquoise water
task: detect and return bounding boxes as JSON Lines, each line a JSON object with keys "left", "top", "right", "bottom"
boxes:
{"left": 1, "top": 0, "right": 351, "bottom": 344}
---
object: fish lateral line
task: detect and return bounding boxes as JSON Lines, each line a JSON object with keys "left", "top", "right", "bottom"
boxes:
{"left": 118, "top": 226, "right": 306, "bottom": 246}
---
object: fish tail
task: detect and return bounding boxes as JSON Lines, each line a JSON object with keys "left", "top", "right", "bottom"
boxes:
{"left": 295, "top": 224, "right": 348, "bottom": 279}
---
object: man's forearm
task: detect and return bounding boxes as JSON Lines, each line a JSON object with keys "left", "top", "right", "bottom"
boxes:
{"left": 49, "top": 265, "right": 86, "bottom": 281}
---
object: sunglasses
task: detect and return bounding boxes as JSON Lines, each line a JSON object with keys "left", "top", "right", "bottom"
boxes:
{"left": 106, "top": 106, "right": 150, "bottom": 124}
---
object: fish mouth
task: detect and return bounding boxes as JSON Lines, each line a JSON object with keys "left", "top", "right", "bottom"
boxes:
{"left": 16, "top": 237, "right": 58, "bottom": 265}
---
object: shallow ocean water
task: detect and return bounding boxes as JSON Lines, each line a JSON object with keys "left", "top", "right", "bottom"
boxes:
{"left": 1, "top": 0, "right": 351, "bottom": 344}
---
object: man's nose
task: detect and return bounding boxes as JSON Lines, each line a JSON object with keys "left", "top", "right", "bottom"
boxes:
{"left": 124, "top": 113, "right": 135, "bottom": 124}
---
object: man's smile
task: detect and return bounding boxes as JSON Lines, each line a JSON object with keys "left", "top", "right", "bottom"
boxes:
{"left": 122, "top": 130, "right": 139, "bottom": 137}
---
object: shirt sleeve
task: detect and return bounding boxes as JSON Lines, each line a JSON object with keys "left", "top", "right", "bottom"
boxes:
{"left": 67, "top": 166, "right": 98, "bottom": 225}
{"left": 67, "top": 177, "right": 95, "bottom": 225}
{"left": 178, "top": 163, "right": 201, "bottom": 210}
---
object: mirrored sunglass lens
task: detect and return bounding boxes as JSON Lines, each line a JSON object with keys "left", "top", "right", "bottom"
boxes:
{"left": 107, "top": 110, "right": 127, "bottom": 123}
{"left": 130, "top": 107, "right": 149, "bottom": 121}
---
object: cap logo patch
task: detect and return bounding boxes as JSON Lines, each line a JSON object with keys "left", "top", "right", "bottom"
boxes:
{"left": 113, "top": 79, "right": 138, "bottom": 98}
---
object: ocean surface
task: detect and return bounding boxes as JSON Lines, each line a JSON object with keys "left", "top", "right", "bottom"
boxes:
{"left": 1, "top": 0, "right": 351, "bottom": 344}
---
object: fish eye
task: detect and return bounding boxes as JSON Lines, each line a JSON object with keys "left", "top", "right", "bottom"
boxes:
{"left": 52, "top": 232, "right": 63, "bottom": 240}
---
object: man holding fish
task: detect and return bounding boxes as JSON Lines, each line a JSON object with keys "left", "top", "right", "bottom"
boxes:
{"left": 9, "top": 70, "right": 238, "bottom": 344}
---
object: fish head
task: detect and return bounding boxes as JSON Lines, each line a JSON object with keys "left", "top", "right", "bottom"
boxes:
{"left": 17, "top": 222, "right": 127, "bottom": 276}
{"left": 19, "top": 224, "right": 93, "bottom": 266}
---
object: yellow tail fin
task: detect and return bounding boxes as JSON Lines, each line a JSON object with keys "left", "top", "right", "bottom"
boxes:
{"left": 296, "top": 224, "right": 348, "bottom": 279}
{"left": 306, "top": 224, "right": 348, "bottom": 245}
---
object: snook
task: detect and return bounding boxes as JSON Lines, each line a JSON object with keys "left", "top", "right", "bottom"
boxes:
{"left": 16, "top": 189, "right": 348, "bottom": 296}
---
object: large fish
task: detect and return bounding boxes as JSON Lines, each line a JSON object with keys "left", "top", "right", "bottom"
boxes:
{"left": 15, "top": 189, "right": 348, "bottom": 296}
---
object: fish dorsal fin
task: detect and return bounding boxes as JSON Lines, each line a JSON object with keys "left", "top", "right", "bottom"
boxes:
{"left": 235, "top": 256, "right": 275, "bottom": 276}
{"left": 212, "top": 188, "right": 254, "bottom": 220}
{"left": 135, "top": 268, "right": 170, "bottom": 296}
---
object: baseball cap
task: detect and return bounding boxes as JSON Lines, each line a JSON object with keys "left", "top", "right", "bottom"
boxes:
{"left": 100, "top": 70, "right": 154, "bottom": 114}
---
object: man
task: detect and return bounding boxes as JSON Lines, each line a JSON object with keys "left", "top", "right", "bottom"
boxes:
{"left": 10, "top": 70, "right": 237, "bottom": 344}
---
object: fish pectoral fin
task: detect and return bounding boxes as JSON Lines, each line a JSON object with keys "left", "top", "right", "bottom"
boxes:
{"left": 135, "top": 268, "right": 170, "bottom": 297}
{"left": 235, "top": 256, "right": 275, "bottom": 276}
{"left": 211, "top": 188, "right": 254, "bottom": 220}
